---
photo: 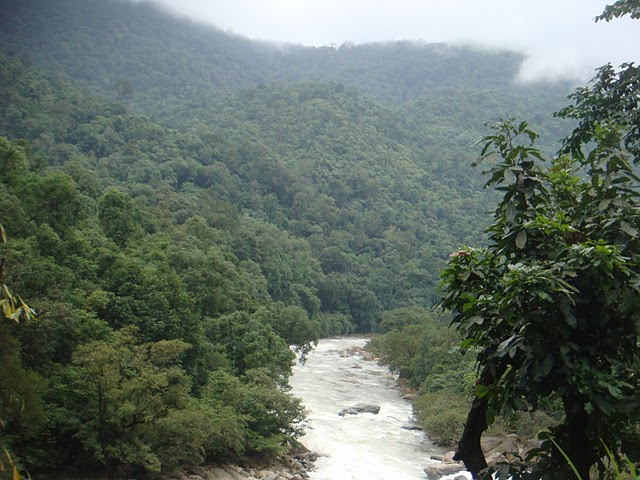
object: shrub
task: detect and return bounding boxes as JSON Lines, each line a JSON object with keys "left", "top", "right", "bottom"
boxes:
{"left": 414, "top": 391, "right": 470, "bottom": 446}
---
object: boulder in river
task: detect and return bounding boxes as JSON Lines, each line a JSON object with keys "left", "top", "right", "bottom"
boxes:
{"left": 338, "top": 403, "right": 381, "bottom": 416}
{"left": 423, "top": 462, "right": 466, "bottom": 480}
{"left": 400, "top": 422, "right": 423, "bottom": 431}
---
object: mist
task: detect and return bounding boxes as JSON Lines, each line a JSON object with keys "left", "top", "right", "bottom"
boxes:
{"left": 148, "top": 0, "right": 639, "bottom": 83}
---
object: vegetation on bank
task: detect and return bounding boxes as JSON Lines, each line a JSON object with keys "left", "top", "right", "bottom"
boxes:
{"left": 366, "top": 308, "right": 559, "bottom": 447}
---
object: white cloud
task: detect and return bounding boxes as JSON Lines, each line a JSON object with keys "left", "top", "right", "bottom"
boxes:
{"left": 152, "top": 0, "right": 640, "bottom": 82}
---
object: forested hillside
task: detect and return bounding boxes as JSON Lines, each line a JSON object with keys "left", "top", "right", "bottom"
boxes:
{"left": 0, "top": 0, "right": 567, "bottom": 110}
{"left": 0, "top": 0, "right": 577, "bottom": 476}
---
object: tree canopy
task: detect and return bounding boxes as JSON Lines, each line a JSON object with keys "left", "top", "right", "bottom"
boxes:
{"left": 440, "top": 4, "right": 640, "bottom": 476}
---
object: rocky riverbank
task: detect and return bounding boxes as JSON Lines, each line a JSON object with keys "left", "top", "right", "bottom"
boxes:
{"left": 423, "top": 434, "right": 542, "bottom": 480}
{"left": 160, "top": 449, "right": 318, "bottom": 480}
{"left": 35, "top": 449, "right": 317, "bottom": 480}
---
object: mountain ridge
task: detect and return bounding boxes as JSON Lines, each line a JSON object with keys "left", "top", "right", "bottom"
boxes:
{"left": 0, "top": 0, "right": 558, "bottom": 110}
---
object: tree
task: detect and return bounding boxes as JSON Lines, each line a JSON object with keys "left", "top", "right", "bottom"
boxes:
{"left": 440, "top": 4, "right": 640, "bottom": 477}
{"left": 68, "top": 327, "right": 192, "bottom": 473}
{"left": 595, "top": 0, "right": 640, "bottom": 22}
{"left": 440, "top": 118, "right": 640, "bottom": 479}
{"left": 97, "top": 188, "right": 137, "bottom": 248}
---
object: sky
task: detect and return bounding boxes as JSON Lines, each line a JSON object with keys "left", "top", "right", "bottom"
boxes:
{"left": 150, "top": 0, "right": 639, "bottom": 83}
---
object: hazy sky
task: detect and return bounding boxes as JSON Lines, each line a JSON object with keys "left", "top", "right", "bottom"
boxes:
{"left": 151, "top": 0, "right": 639, "bottom": 82}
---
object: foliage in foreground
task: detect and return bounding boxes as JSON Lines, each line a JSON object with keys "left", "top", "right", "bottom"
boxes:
{"left": 440, "top": 5, "right": 640, "bottom": 477}
{"left": 441, "top": 112, "right": 640, "bottom": 478}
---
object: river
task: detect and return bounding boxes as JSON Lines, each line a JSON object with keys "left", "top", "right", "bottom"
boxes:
{"left": 289, "top": 336, "right": 454, "bottom": 480}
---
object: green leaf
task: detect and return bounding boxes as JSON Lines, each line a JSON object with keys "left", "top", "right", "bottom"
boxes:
{"left": 462, "top": 300, "right": 476, "bottom": 313}
{"left": 515, "top": 230, "right": 527, "bottom": 249}
{"left": 503, "top": 168, "right": 516, "bottom": 184}
{"left": 592, "top": 394, "right": 614, "bottom": 415}
{"left": 460, "top": 338, "right": 477, "bottom": 350}
{"left": 606, "top": 383, "right": 622, "bottom": 399}
{"left": 461, "top": 315, "right": 484, "bottom": 331}
{"left": 506, "top": 201, "right": 516, "bottom": 222}
{"left": 598, "top": 199, "right": 611, "bottom": 211}
{"left": 536, "top": 290, "right": 552, "bottom": 302}
{"left": 620, "top": 221, "right": 639, "bottom": 238}
{"left": 538, "top": 353, "right": 553, "bottom": 378}
{"left": 475, "top": 384, "right": 492, "bottom": 399}
{"left": 559, "top": 299, "right": 577, "bottom": 328}
{"left": 497, "top": 334, "right": 516, "bottom": 356}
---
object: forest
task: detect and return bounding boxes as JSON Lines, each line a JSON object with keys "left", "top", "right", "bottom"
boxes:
{"left": 0, "top": 0, "right": 637, "bottom": 478}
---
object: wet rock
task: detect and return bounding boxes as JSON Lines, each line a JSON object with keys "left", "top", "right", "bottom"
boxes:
{"left": 482, "top": 434, "right": 520, "bottom": 457}
{"left": 338, "top": 403, "right": 381, "bottom": 416}
{"left": 522, "top": 437, "right": 543, "bottom": 458}
{"left": 203, "top": 466, "right": 242, "bottom": 480}
{"left": 298, "top": 451, "right": 318, "bottom": 462}
{"left": 486, "top": 452, "right": 508, "bottom": 467}
{"left": 400, "top": 422, "right": 423, "bottom": 431}
{"left": 480, "top": 436, "right": 504, "bottom": 453}
{"left": 423, "top": 462, "right": 466, "bottom": 480}
{"left": 443, "top": 451, "right": 459, "bottom": 464}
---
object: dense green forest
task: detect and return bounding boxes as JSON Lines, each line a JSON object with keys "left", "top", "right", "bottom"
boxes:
{"left": 0, "top": 0, "right": 582, "bottom": 476}
{"left": 0, "top": 0, "right": 527, "bottom": 108}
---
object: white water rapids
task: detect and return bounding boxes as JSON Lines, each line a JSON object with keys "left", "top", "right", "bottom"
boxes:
{"left": 289, "top": 336, "right": 456, "bottom": 480}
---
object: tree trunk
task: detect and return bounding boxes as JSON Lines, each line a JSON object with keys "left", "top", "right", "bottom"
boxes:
{"left": 563, "top": 398, "right": 593, "bottom": 480}
{"left": 453, "top": 393, "right": 489, "bottom": 478}
{"left": 453, "top": 365, "right": 503, "bottom": 478}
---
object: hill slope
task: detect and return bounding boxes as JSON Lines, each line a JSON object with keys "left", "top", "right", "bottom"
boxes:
{"left": 0, "top": 0, "right": 560, "bottom": 110}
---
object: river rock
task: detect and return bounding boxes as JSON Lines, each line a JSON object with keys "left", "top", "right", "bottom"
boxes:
{"left": 260, "top": 473, "right": 279, "bottom": 480}
{"left": 203, "top": 466, "right": 243, "bottom": 480}
{"left": 522, "top": 437, "right": 543, "bottom": 458}
{"left": 188, "top": 466, "right": 209, "bottom": 478}
{"left": 401, "top": 423, "right": 423, "bottom": 431}
{"left": 297, "top": 451, "right": 318, "bottom": 462}
{"left": 338, "top": 403, "right": 381, "bottom": 416}
{"left": 482, "top": 434, "right": 520, "bottom": 457}
{"left": 442, "top": 451, "right": 459, "bottom": 464}
{"left": 423, "top": 462, "right": 466, "bottom": 480}
{"left": 486, "top": 452, "right": 508, "bottom": 467}
{"left": 480, "top": 436, "right": 504, "bottom": 453}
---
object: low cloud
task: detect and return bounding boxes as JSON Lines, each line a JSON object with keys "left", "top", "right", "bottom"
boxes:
{"left": 152, "top": 0, "right": 640, "bottom": 83}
